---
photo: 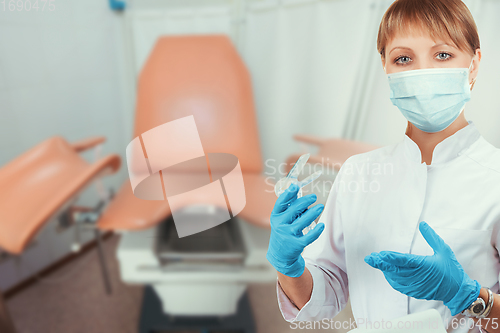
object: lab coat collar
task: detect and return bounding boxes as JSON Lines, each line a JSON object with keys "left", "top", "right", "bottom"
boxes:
{"left": 403, "top": 120, "right": 481, "bottom": 166}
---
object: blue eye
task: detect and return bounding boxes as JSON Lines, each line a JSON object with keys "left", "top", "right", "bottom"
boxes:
{"left": 436, "top": 52, "right": 452, "bottom": 61}
{"left": 394, "top": 55, "right": 411, "bottom": 65}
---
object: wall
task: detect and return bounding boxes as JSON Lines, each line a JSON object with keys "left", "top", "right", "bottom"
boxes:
{"left": 0, "top": 0, "right": 129, "bottom": 291}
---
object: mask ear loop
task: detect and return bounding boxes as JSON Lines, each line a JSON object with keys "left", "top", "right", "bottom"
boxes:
{"left": 462, "top": 57, "right": 476, "bottom": 115}
{"left": 469, "top": 56, "right": 476, "bottom": 90}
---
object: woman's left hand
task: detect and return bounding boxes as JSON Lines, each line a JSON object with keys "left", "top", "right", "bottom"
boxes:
{"left": 364, "top": 221, "right": 481, "bottom": 316}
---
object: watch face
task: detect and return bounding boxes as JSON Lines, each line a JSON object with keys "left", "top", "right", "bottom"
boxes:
{"left": 473, "top": 303, "right": 485, "bottom": 314}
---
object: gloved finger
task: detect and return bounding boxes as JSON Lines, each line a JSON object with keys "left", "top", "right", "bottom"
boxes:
{"left": 365, "top": 254, "right": 418, "bottom": 278}
{"left": 365, "top": 254, "right": 400, "bottom": 273}
{"left": 364, "top": 253, "right": 378, "bottom": 267}
{"left": 289, "top": 193, "right": 318, "bottom": 211}
{"left": 291, "top": 204, "right": 324, "bottom": 234}
{"left": 272, "top": 183, "right": 301, "bottom": 214}
{"left": 390, "top": 265, "right": 420, "bottom": 278}
{"left": 386, "top": 275, "right": 411, "bottom": 292}
{"left": 378, "top": 251, "right": 423, "bottom": 268}
{"left": 285, "top": 194, "right": 318, "bottom": 222}
{"left": 419, "top": 221, "right": 451, "bottom": 255}
{"left": 299, "top": 222, "right": 325, "bottom": 247}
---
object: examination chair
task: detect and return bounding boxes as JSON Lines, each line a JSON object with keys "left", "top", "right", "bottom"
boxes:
{"left": 0, "top": 136, "right": 121, "bottom": 331}
{"left": 0, "top": 136, "right": 120, "bottom": 255}
{"left": 97, "top": 35, "right": 278, "bottom": 333}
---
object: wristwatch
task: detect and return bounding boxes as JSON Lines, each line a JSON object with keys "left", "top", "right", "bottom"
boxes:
{"left": 461, "top": 288, "right": 494, "bottom": 319}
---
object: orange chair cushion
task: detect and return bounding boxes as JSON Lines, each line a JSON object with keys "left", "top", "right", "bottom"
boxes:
{"left": 0, "top": 137, "right": 120, "bottom": 254}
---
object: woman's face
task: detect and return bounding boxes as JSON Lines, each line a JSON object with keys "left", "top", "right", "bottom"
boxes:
{"left": 382, "top": 30, "right": 481, "bottom": 85}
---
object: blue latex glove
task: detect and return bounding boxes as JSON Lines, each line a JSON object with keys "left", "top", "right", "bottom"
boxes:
{"left": 364, "top": 221, "right": 481, "bottom": 316}
{"left": 266, "top": 183, "right": 325, "bottom": 277}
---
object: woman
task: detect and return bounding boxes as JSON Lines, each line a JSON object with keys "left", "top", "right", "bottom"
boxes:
{"left": 266, "top": 0, "right": 500, "bottom": 332}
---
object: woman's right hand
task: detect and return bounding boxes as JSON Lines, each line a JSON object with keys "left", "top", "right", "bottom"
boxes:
{"left": 266, "top": 183, "right": 325, "bottom": 277}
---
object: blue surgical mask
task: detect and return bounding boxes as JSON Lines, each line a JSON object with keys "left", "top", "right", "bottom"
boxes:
{"left": 385, "top": 60, "right": 474, "bottom": 133}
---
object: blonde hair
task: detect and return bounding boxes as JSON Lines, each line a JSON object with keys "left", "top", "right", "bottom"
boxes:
{"left": 377, "top": 0, "right": 480, "bottom": 60}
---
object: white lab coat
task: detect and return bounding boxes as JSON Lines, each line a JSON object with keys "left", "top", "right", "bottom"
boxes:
{"left": 277, "top": 121, "right": 500, "bottom": 333}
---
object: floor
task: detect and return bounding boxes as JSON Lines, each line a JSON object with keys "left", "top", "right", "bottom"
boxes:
{"left": 6, "top": 235, "right": 355, "bottom": 333}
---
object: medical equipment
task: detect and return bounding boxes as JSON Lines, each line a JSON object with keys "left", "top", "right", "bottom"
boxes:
{"left": 0, "top": 136, "right": 120, "bottom": 282}
{"left": 386, "top": 59, "right": 474, "bottom": 133}
{"left": 274, "top": 153, "right": 323, "bottom": 198}
{"left": 365, "top": 221, "right": 481, "bottom": 316}
{"left": 0, "top": 136, "right": 121, "bottom": 333}
{"left": 267, "top": 184, "right": 325, "bottom": 277}
{"left": 97, "top": 35, "right": 278, "bottom": 332}
{"left": 275, "top": 153, "right": 322, "bottom": 234}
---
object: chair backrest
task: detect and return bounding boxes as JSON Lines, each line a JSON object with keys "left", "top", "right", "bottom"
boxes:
{"left": 134, "top": 35, "right": 263, "bottom": 173}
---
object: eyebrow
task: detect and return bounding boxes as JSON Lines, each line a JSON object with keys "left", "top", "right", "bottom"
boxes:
{"left": 389, "top": 46, "right": 412, "bottom": 54}
{"left": 388, "top": 43, "right": 454, "bottom": 55}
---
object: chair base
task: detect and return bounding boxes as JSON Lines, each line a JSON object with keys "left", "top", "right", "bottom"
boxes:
{"left": 138, "top": 285, "right": 256, "bottom": 333}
